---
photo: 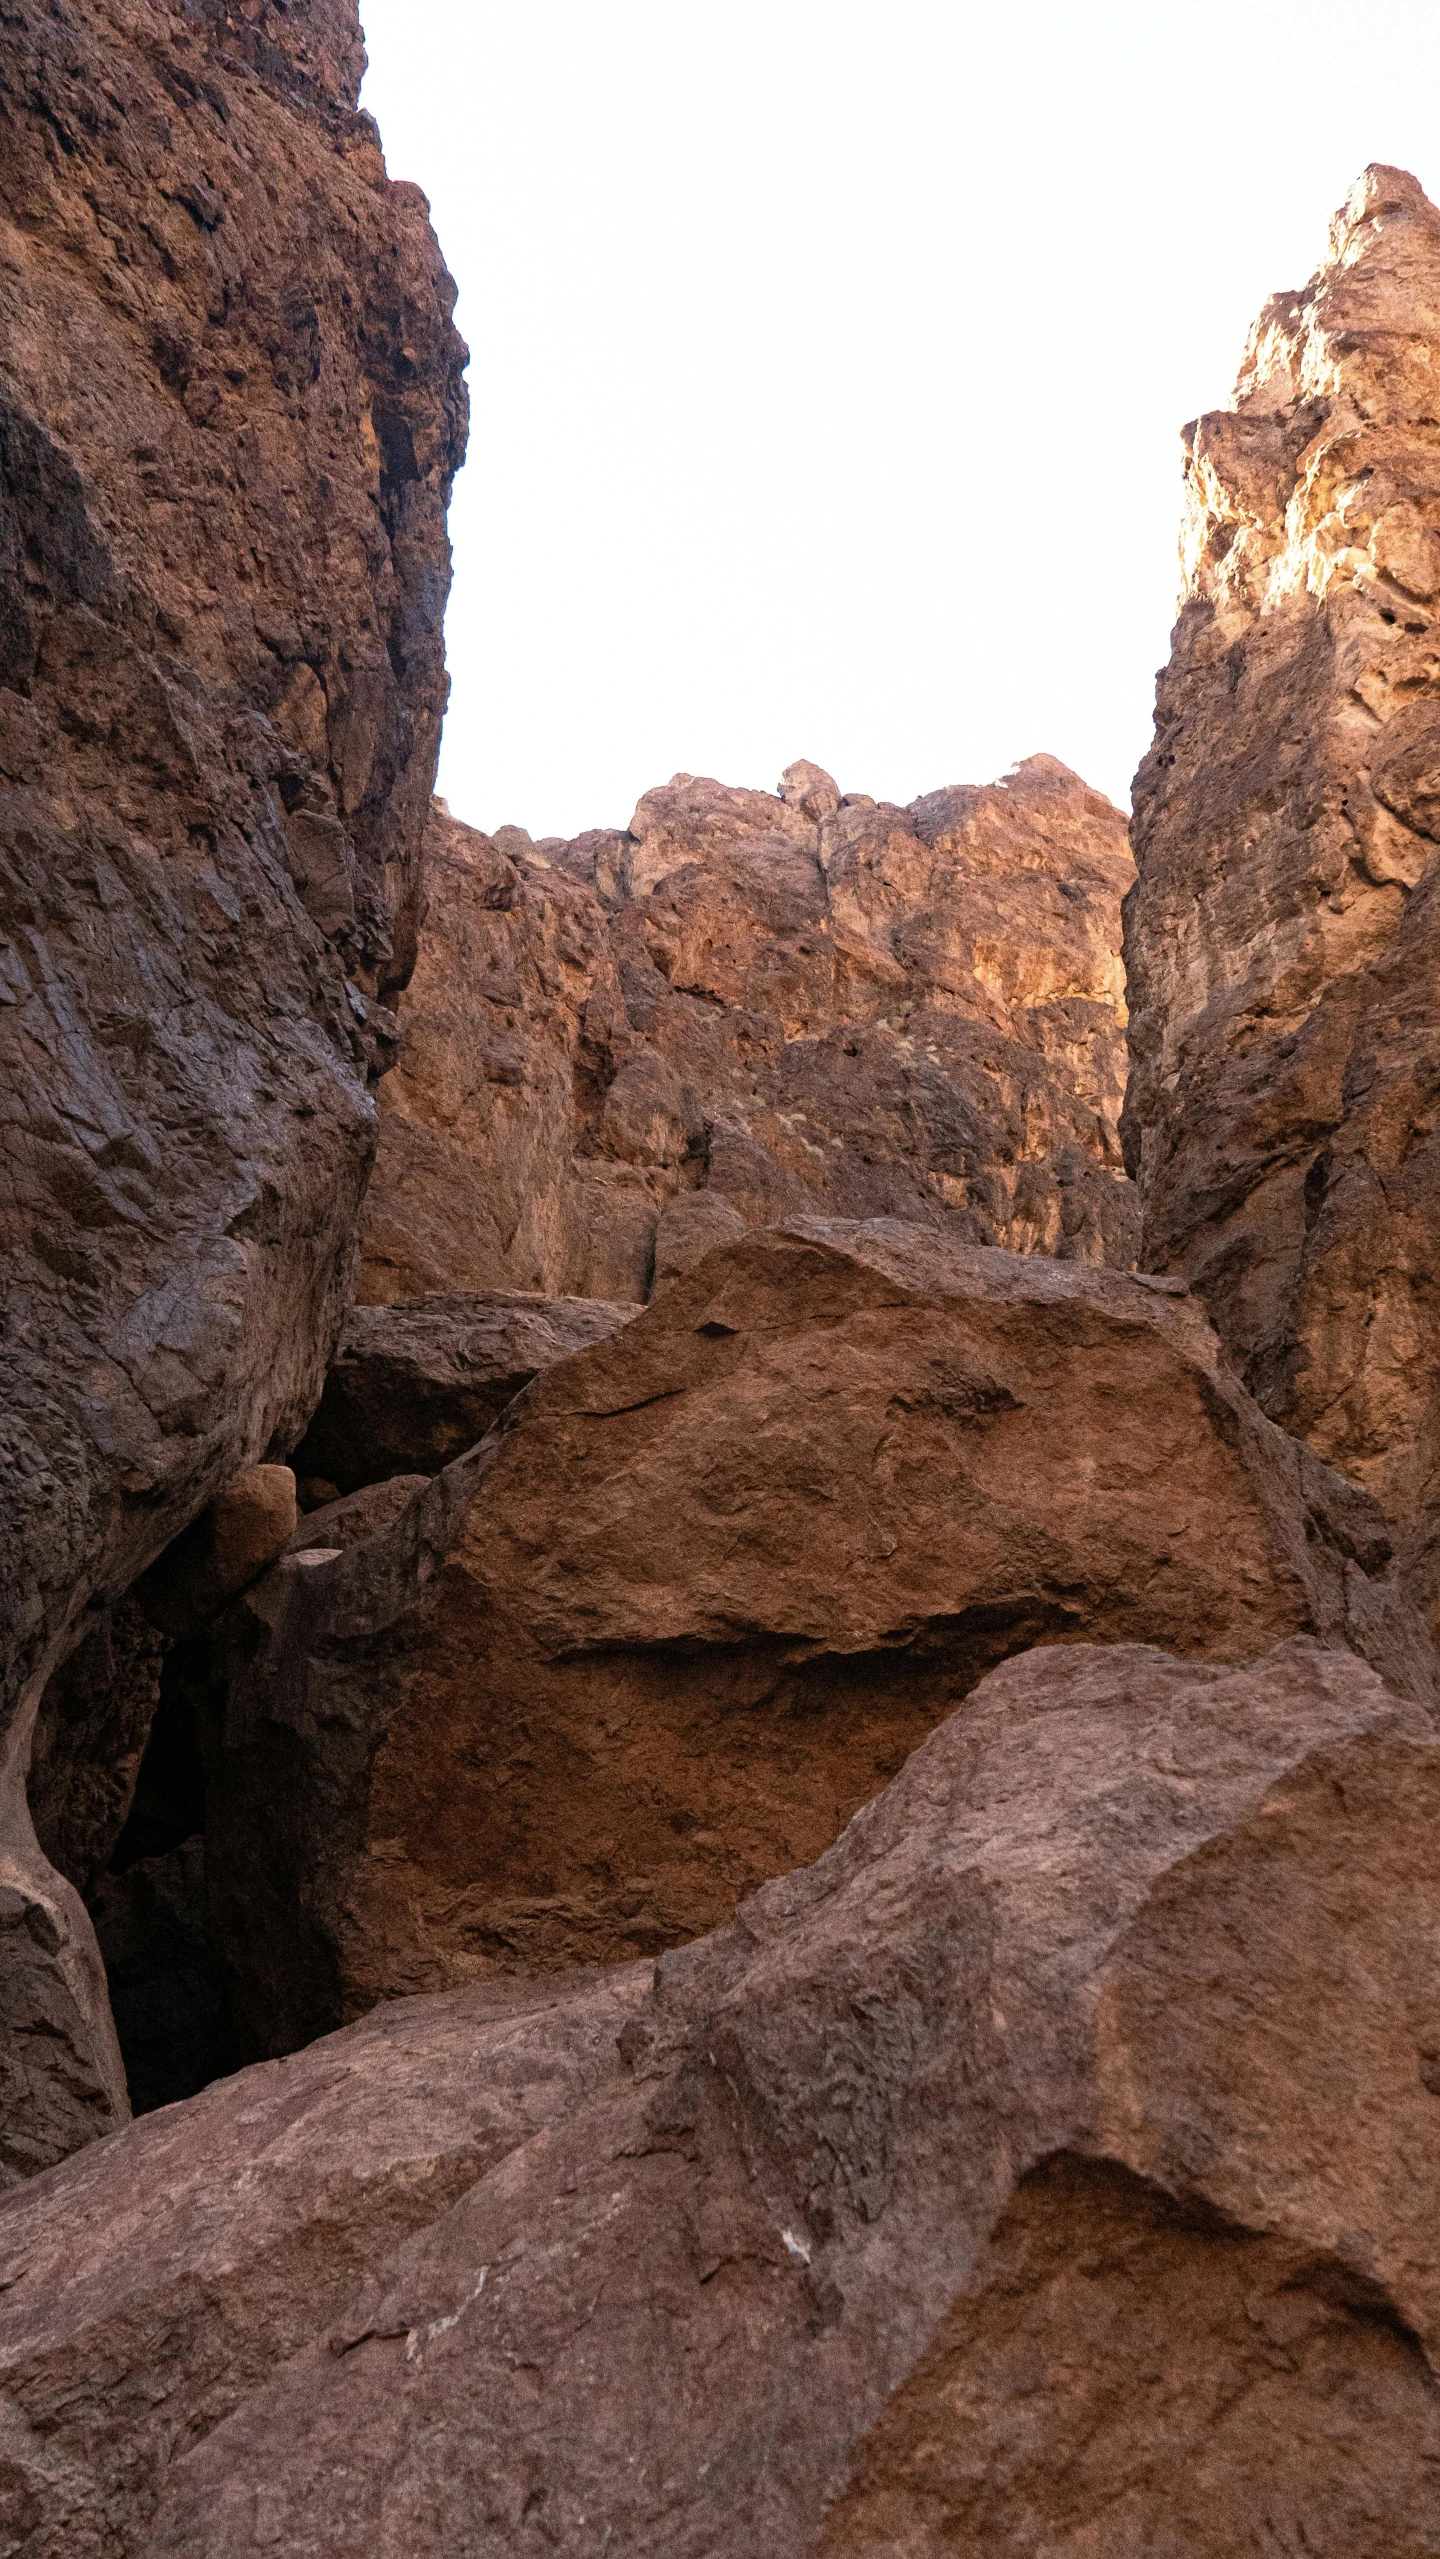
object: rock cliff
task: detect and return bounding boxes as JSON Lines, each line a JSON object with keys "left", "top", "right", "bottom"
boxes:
{"left": 1124, "top": 164, "right": 1440, "bottom": 1628}
{"left": 361, "top": 755, "right": 1139, "bottom": 1306}
{"left": 0, "top": 0, "right": 466, "bottom": 2177}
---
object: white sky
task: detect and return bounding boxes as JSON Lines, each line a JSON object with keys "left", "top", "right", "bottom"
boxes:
{"left": 359, "top": 1, "right": 1440, "bottom": 840}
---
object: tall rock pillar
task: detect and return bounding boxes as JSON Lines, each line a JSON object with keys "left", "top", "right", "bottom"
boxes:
{"left": 1124, "top": 164, "right": 1440, "bottom": 1621}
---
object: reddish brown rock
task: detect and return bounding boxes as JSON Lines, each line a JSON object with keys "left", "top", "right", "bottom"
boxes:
{"left": 202, "top": 1219, "right": 1429, "bottom": 2057}
{"left": 3, "top": 1638, "right": 1438, "bottom": 2554}
{"left": 290, "top": 1292, "right": 634, "bottom": 1493}
{"left": 0, "top": 0, "right": 466, "bottom": 2175}
{"left": 361, "top": 756, "right": 1139, "bottom": 1307}
{"left": 1124, "top": 164, "right": 1440, "bottom": 1631}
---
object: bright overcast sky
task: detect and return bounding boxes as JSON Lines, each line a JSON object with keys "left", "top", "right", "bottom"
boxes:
{"left": 359, "top": 0, "right": 1440, "bottom": 840}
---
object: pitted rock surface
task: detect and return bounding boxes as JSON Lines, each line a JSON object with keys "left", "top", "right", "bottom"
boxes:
{"left": 361, "top": 756, "right": 1139, "bottom": 1307}
{"left": 0, "top": 0, "right": 466, "bottom": 2176}
{"left": 202, "top": 1218, "right": 1431, "bottom": 2055}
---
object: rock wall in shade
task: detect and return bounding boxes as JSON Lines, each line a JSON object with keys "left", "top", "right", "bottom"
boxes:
{"left": 0, "top": 0, "right": 467, "bottom": 2179}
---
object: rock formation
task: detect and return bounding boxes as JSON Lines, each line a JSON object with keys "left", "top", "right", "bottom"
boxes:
{"left": 361, "top": 756, "right": 1139, "bottom": 1307}
{"left": 290, "top": 1291, "right": 633, "bottom": 1496}
{"left": 0, "top": 0, "right": 466, "bottom": 2177}
{"left": 4, "top": 1638, "right": 1439, "bottom": 2554}
{"left": 7, "top": 80, "right": 1440, "bottom": 2553}
{"left": 201, "top": 1218, "right": 1429, "bottom": 2059}
{"left": 1124, "top": 164, "right": 1440, "bottom": 1630}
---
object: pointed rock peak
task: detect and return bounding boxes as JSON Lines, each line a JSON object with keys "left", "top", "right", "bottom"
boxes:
{"left": 778, "top": 760, "right": 841, "bottom": 821}
{"left": 1331, "top": 161, "right": 1440, "bottom": 253}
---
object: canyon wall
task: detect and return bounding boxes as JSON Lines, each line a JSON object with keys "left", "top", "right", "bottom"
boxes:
{"left": 0, "top": 0, "right": 466, "bottom": 2177}
{"left": 1124, "top": 164, "right": 1440, "bottom": 1626}
{"left": 362, "top": 754, "right": 1139, "bottom": 1307}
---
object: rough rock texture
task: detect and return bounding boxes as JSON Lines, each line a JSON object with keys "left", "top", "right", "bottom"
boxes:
{"left": 286, "top": 1474, "right": 429, "bottom": 1554}
{"left": 202, "top": 1218, "right": 1429, "bottom": 2056}
{"left": 1124, "top": 165, "right": 1440, "bottom": 1631}
{"left": 361, "top": 757, "right": 1139, "bottom": 1307}
{"left": 4, "top": 1638, "right": 1439, "bottom": 2555}
{"left": 290, "top": 1293, "right": 634, "bottom": 1494}
{"left": 0, "top": 0, "right": 467, "bottom": 2177}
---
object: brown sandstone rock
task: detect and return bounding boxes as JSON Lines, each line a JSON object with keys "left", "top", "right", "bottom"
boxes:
{"left": 290, "top": 1292, "right": 634, "bottom": 1493}
{"left": 0, "top": 0, "right": 466, "bottom": 2174}
{"left": 202, "top": 1219, "right": 1429, "bottom": 2057}
{"left": 3, "top": 1638, "right": 1438, "bottom": 2554}
{"left": 361, "top": 756, "right": 1139, "bottom": 1307}
{"left": 1124, "top": 164, "right": 1440, "bottom": 1631}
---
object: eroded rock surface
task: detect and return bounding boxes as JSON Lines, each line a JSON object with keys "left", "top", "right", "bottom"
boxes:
{"left": 3, "top": 1639, "right": 1437, "bottom": 2555}
{"left": 1124, "top": 164, "right": 1440, "bottom": 1630}
{"left": 0, "top": 0, "right": 466, "bottom": 2175}
{"left": 202, "top": 1218, "right": 1430, "bottom": 2056}
{"left": 361, "top": 757, "right": 1138, "bottom": 1307}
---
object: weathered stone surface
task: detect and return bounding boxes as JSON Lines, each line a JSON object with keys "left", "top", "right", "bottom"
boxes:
{"left": 287, "top": 1475, "right": 430, "bottom": 1554}
{"left": 1124, "top": 164, "right": 1440, "bottom": 1633}
{"left": 0, "top": 0, "right": 466, "bottom": 2175}
{"left": 202, "top": 1219, "right": 1429, "bottom": 2056}
{"left": 26, "top": 1596, "right": 169, "bottom": 1898}
{"left": 290, "top": 1293, "right": 634, "bottom": 1494}
{"left": 3, "top": 1638, "right": 1438, "bottom": 2555}
{"left": 361, "top": 757, "right": 1139, "bottom": 1306}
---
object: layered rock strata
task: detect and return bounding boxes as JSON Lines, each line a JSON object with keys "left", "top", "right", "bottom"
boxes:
{"left": 1124, "top": 164, "right": 1440, "bottom": 1627}
{"left": 3, "top": 1638, "right": 1438, "bottom": 2555}
{"left": 0, "top": 0, "right": 466, "bottom": 2177}
{"left": 202, "top": 1219, "right": 1429, "bottom": 2058}
{"left": 361, "top": 756, "right": 1139, "bottom": 1307}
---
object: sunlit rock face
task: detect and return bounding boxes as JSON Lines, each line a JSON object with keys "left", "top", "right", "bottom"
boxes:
{"left": 0, "top": 0, "right": 466, "bottom": 2178}
{"left": 359, "top": 755, "right": 1139, "bottom": 1307}
{"left": 1123, "top": 164, "right": 1440, "bottom": 1629}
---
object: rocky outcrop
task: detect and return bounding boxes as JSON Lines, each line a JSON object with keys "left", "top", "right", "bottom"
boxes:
{"left": 4, "top": 1637, "right": 1439, "bottom": 2555}
{"left": 1123, "top": 164, "right": 1440, "bottom": 1631}
{"left": 0, "top": 0, "right": 466, "bottom": 2177}
{"left": 200, "top": 1218, "right": 1429, "bottom": 2059}
{"left": 290, "top": 1292, "right": 633, "bottom": 1496}
{"left": 361, "top": 757, "right": 1139, "bottom": 1307}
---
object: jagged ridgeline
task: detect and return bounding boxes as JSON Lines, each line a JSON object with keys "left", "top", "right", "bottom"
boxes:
{"left": 2, "top": 19, "right": 1440, "bottom": 2543}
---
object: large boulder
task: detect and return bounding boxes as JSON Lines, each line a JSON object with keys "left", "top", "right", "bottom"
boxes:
{"left": 202, "top": 1219, "right": 1431, "bottom": 2057}
{"left": 1123, "top": 164, "right": 1440, "bottom": 1630}
{"left": 0, "top": 0, "right": 467, "bottom": 2175}
{"left": 3, "top": 1638, "right": 1438, "bottom": 2554}
{"left": 289, "top": 1292, "right": 635, "bottom": 1495}
{"left": 360, "top": 757, "right": 1139, "bottom": 1307}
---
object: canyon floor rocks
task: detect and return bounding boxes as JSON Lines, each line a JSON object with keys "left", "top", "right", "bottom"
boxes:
{"left": 201, "top": 1217, "right": 1431, "bottom": 2058}
{"left": 361, "top": 757, "right": 1139, "bottom": 1308}
{"left": 0, "top": 0, "right": 465, "bottom": 2172}
{"left": 3, "top": 1638, "right": 1437, "bottom": 2555}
